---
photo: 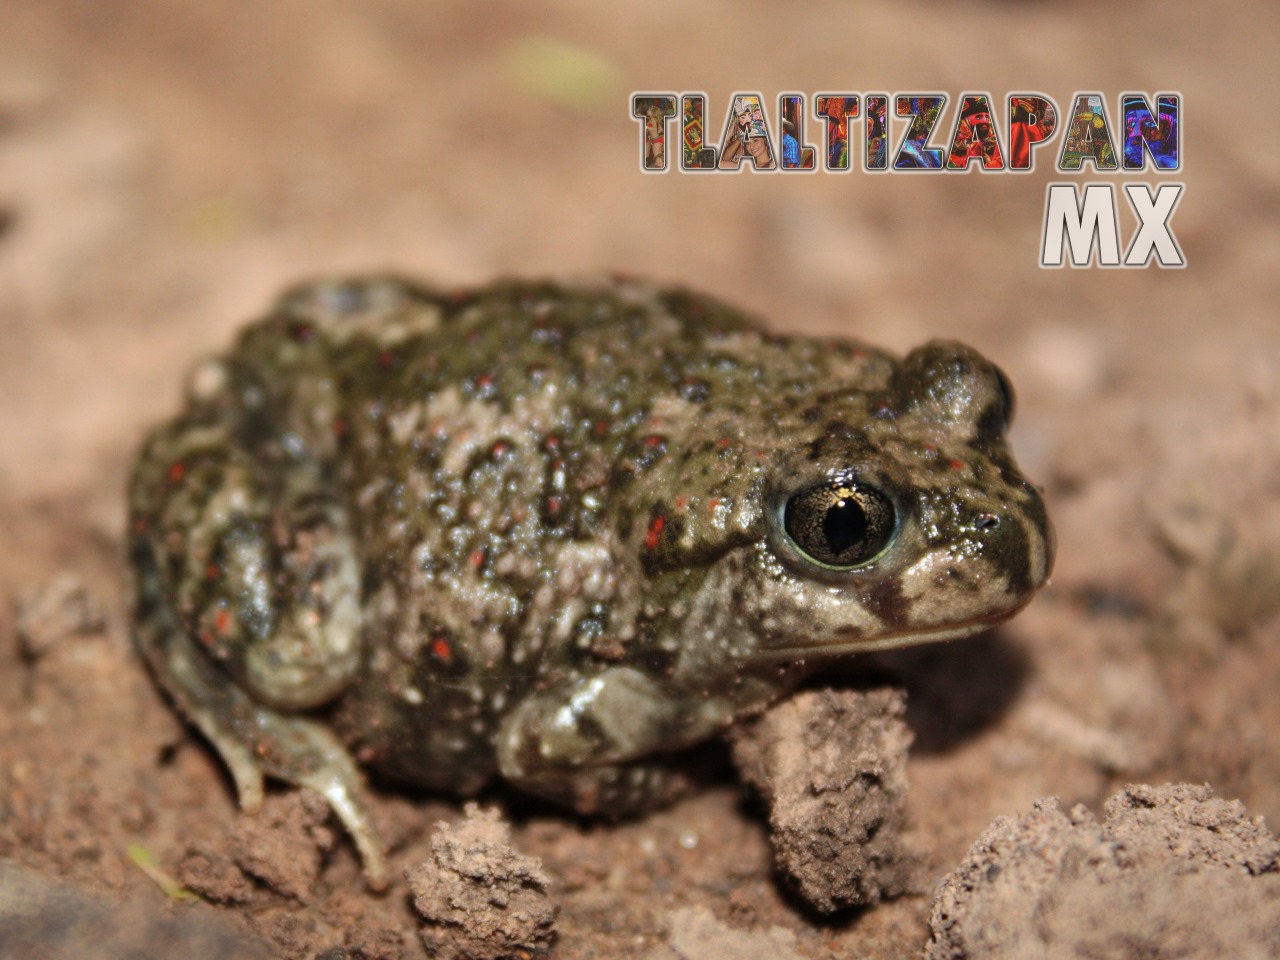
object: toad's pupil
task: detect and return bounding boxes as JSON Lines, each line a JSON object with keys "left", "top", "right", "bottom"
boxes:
{"left": 824, "top": 498, "right": 868, "bottom": 554}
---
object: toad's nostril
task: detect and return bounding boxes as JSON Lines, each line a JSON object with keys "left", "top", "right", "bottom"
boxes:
{"left": 975, "top": 513, "right": 1001, "bottom": 531}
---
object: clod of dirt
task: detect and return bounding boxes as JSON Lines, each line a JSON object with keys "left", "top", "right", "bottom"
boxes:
{"left": 924, "top": 783, "right": 1280, "bottom": 960}
{"left": 178, "top": 847, "right": 255, "bottom": 905}
{"left": 1148, "top": 499, "right": 1280, "bottom": 659}
{"left": 336, "top": 925, "right": 408, "bottom": 960}
{"left": 406, "top": 803, "right": 558, "bottom": 960}
{"left": 728, "top": 686, "right": 916, "bottom": 913}
{"left": 14, "top": 573, "right": 106, "bottom": 659}
{"left": 226, "top": 789, "right": 336, "bottom": 901}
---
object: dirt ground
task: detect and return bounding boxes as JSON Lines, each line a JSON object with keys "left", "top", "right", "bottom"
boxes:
{"left": 2, "top": 2, "right": 1279, "bottom": 958}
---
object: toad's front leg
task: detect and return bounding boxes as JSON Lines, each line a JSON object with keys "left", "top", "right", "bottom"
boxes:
{"left": 494, "top": 666, "right": 742, "bottom": 814}
{"left": 130, "top": 418, "right": 388, "bottom": 888}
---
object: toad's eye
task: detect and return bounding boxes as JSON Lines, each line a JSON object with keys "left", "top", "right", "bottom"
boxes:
{"left": 782, "top": 480, "right": 896, "bottom": 569}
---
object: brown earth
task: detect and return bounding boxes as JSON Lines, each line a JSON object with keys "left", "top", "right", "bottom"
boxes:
{"left": 2, "top": 2, "right": 1279, "bottom": 958}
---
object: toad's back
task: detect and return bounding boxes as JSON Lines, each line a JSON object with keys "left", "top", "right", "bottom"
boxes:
{"left": 186, "top": 278, "right": 902, "bottom": 787}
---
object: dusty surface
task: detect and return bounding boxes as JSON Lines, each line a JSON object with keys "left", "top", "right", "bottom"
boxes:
{"left": 0, "top": 859, "right": 271, "bottom": 960}
{"left": 1, "top": 1, "right": 1279, "bottom": 958}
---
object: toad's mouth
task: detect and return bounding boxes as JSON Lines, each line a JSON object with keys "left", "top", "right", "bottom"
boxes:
{"left": 744, "top": 597, "right": 1034, "bottom": 664}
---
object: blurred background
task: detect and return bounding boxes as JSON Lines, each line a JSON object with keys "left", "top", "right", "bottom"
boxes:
{"left": 1, "top": 1, "right": 1271, "bottom": 514}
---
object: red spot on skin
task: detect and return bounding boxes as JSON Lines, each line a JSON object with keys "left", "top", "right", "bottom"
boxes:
{"left": 716, "top": 438, "right": 731, "bottom": 449}
{"left": 643, "top": 434, "right": 664, "bottom": 449}
{"left": 469, "top": 549, "right": 487, "bottom": 569}
{"left": 545, "top": 496, "right": 562, "bottom": 515}
{"left": 593, "top": 420, "right": 609, "bottom": 436}
{"left": 948, "top": 459, "right": 965, "bottom": 470}
{"left": 332, "top": 417, "right": 347, "bottom": 438}
{"left": 376, "top": 349, "right": 395, "bottom": 370}
{"left": 491, "top": 440, "right": 510, "bottom": 457}
{"left": 205, "top": 564, "right": 219, "bottom": 580}
{"left": 674, "top": 496, "right": 687, "bottom": 510}
{"left": 431, "top": 637, "right": 453, "bottom": 663}
{"left": 475, "top": 373, "right": 494, "bottom": 390}
{"left": 214, "top": 609, "right": 231, "bottom": 635}
{"left": 167, "top": 461, "right": 187, "bottom": 483}
{"left": 644, "top": 516, "right": 666, "bottom": 550}
{"left": 872, "top": 400, "right": 893, "bottom": 416}
{"left": 922, "top": 444, "right": 938, "bottom": 455}
{"left": 708, "top": 498, "right": 720, "bottom": 512}
{"left": 542, "top": 435, "right": 561, "bottom": 451}
{"left": 576, "top": 782, "right": 600, "bottom": 813}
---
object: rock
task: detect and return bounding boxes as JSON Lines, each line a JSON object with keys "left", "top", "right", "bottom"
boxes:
{"left": 924, "top": 783, "right": 1280, "bottom": 960}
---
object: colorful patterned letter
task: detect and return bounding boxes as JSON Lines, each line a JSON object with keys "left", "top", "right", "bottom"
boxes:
{"left": 1121, "top": 94, "right": 1179, "bottom": 170}
{"left": 815, "top": 95, "right": 859, "bottom": 171}
{"left": 865, "top": 96, "right": 887, "bottom": 170}
{"left": 946, "top": 94, "right": 1006, "bottom": 170}
{"left": 717, "top": 94, "right": 778, "bottom": 171}
{"left": 1009, "top": 95, "right": 1058, "bottom": 171}
{"left": 894, "top": 96, "right": 946, "bottom": 170}
{"left": 1058, "top": 94, "right": 1118, "bottom": 170}
{"left": 778, "top": 94, "right": 816, "bottom": 170}
{"left": 681, "top": 95, "right": 717, "bottom": 170}
{"left": 632, "top": 95, "right": 677, "bottom": 172}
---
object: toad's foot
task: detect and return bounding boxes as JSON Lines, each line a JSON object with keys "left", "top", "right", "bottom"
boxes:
{"left": 170, "top": 635, "right": 388, "bottom": 890}
{"left": 133, "top": 556, "right": 389, "bottom": 890}
{"left": 245, "top": 704, "right": 391, "bottom": 892}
